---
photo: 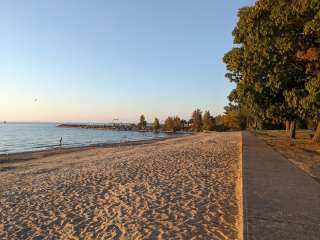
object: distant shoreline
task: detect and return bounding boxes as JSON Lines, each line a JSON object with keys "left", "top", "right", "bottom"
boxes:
{"left": 57, "top": 123, "right": 190, "bottom": 134}
{"left": 0, "top": 133, "right": 189, "bottom": 164}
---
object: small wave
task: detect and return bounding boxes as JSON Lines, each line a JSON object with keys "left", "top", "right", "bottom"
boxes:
{"left": 31, "top": 144, "right": 59, "bottom": 149}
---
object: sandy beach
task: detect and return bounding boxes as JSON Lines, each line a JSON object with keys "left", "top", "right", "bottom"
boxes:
{"left": 0, "top": 132, "right": 242, "bottom": 239}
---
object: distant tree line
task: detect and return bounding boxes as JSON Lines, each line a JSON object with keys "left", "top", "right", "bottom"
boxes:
{"left": 223, "top": 0, "right": 320, "bottom": 141}
{"left": 138, "top": 114, "right": 188, "bottom": 133}
{"left": 137, "top": 109, "right": 243, "bottom": 133}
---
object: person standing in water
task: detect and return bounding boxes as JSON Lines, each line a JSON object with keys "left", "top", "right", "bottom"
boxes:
{"left": 59, "top": 137, "right": 63, "bottom": 146}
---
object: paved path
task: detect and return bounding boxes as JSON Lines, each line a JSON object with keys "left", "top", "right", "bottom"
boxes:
{"left": 242, "top": 132, "right": 320, "bottom": 240}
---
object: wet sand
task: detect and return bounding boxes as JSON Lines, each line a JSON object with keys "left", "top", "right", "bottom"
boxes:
{"left": 0, "top": 132, "right": 242, "bottom": 239}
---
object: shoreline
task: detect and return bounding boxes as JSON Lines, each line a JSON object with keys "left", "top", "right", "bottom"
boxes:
{"left": 58, "top": 123, "right": 192, "bottom": 133}
{"left": 0, "top": 133, "right": 190, "bottom": 164}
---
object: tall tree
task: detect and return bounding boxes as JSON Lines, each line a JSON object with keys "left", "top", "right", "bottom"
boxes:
{"left": 191, "top": 109, "right": 203, "bottom": 132}
{"left": 173, "top": 116, "right": 182, "bottom": 132}
{"left": 138, "top": 114, "right": 147, "bottom": 130}
{"left": 164, "top": 117, "right": 175, "bottom": 132}
{"left": 295, "top": 0, "right": 320, "bottom": 142}
{"left": 223, "top": 111, "right": 243, "bottom": 131}
{"left": 223, "top": 0, "right": 320, "bottom": 138}
{"left": 163, "top": 116, "right": 181, "bottom": 132}
{"left": 203, "top": 111, "right": 216, "bottom": 131}
{"left": 153, "top": 118, "right": 160, "bottom": 132}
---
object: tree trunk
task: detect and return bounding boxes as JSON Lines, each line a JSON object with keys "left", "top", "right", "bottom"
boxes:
{"left": 312, "top": 121, "right": 320, "bottom": 143}
{"left": 289, "top": 120, "right": 296, "bottom": 139}
{"left": 285, "top": 120, "right": 290, "bottom": 132}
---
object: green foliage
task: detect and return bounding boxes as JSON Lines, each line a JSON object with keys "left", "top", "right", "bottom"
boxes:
{"left": 214, "top": 115, "right": 224, "bottom": 126}
{"left": 138, "top": 114, "right": 147, "bottom": 130}
{"left": 223, "top": 111, "right": 246, "bottom": 131}
{"left": 153, "top": 118, "right": 160, "bottom": 132}
{"left": 223, "top": 0, "right": 320, "bottom": 138}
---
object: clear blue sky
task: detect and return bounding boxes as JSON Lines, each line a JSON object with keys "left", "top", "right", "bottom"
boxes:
{"left": 0, "top": 0, "right": 255, "bottom": 123}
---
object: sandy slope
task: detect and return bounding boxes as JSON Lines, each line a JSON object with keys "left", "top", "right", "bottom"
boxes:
{"left": 0, "top": 132, "right": 241, "bottom": 240}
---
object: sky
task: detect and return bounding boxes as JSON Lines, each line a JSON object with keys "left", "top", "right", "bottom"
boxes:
{"left": 0, "top": 0, "right": 255, "bottom": 123}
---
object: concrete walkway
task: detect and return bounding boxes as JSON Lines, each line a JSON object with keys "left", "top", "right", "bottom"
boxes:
{"left": 242, "top": 132, "right": 320, "bottom": 240}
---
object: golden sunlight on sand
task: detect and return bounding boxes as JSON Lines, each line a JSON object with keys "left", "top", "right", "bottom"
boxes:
{"left": 0, "top": 132, "right": 242, "bottom": 239}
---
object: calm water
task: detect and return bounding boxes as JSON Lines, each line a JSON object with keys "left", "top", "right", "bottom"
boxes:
{"left": 0, "top": 123, "right": 171, "bottom": 154}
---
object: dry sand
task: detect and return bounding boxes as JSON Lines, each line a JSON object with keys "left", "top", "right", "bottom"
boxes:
{"left": 0, "top": 132, "right": 242, "bottom": 240}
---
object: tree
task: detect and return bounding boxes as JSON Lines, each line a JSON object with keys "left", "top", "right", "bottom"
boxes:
{"left": 138, "top": 114, "right": 147, "bottom": 130}
{"left": 203, "top": 111, "right": 216, "bottom": 131}
{"left": 164, "top": 117, "right": 175, "bottom": 132}
{"left": 295, "top": 1, "right": 320, "bottom": 142}
{"left": 223, "top": 0, "right": 320, "bottom": 138}
{"left": 164, "top": 116, "right": 182, "bottom": 132}
{"left": 191, "top": 109, "right": 202, "bottom": 132}
{"left": 153, "top": 118, "right": 160, "bottom": 132}
{"left": 164, "top": 117, "right": 174, "bottom": 132}
{"left": 173, "top": 116, "right": 182, "bottom": 131}
{"left": 302, "top": 73, "right": 320, "bottom": 141}
{"left": 223, "top": 111, "right": 244, "bottom": 131}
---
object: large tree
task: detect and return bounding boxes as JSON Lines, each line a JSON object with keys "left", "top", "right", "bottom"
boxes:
{"left": 223, "top": 111, "right": 244, "bottom": 131}
{"left": 295, "top": 0, "right": 320, "bottom": 142}
{"left": 164, "top": 116, "right": 182, "bottom": 132}
{"left": 191, "top": 109, "right": 203, "bottom": 132}
{"left": 224, "top": 0, "right": 320, "bottom": 138}
{"left": 203, "top": 111, "right": 216, "bottom": 131}
{"left": 138, "top": 114, "right": 147, "bottom": 130}
{"left": 153, "top": 118, "right": 160, "bottom": 132}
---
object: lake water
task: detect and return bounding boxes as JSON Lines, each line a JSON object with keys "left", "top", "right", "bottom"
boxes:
{"left": 0, "top": 123, "right": 171, "bottom": 154}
